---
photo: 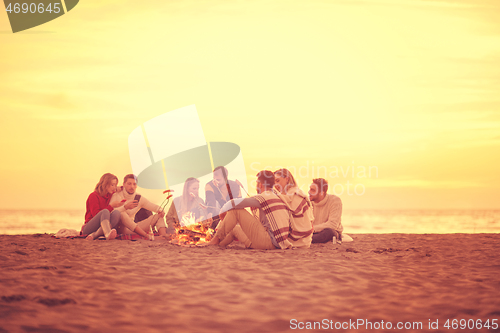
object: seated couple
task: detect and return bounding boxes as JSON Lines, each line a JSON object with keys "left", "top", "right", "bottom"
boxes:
{"left": 81, "top": 173, "right": 171, "bottom": 240}
{"left": 207, "top": 170, "right": 314, "bottom": 249}
{"left": 274, "top": 169, "right": 343, "bottom": 243}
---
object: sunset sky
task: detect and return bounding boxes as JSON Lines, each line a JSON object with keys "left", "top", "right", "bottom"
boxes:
{"left": 0, "top": 0, "right": 499, "bottom": 210}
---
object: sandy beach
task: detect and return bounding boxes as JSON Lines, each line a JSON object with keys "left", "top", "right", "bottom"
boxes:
{"left": 1, "top": 233, "right": 499, "bottom": 333}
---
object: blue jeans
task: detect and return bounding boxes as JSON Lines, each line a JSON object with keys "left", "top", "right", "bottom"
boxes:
{"left": 81, "top": 209, "right": 121, "bottom": 235}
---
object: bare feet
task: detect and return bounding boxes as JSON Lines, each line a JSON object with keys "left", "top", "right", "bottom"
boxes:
{"left": 105, "top": 229, "right": 117, "bottom": 240}
{"left": 86, "top": 234, "right": 94, "bottom": 241}
{"left": 198, "top": 236, "right": 220, "bottom": 247}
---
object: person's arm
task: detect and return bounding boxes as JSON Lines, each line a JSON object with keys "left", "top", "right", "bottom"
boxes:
{"left": 219, "top": 197, "right": 261, "bottom": 214}
{"left": 139, "top": 196, "right": 160, "bottom": 213}
{"left": 140, "top": 196, "right": 165, "bottom": 218}
{"left": 313, "top": 197, "right": 342, "bottom": 233}
{"left": 216, "top": 197, "right": 260, "bottom": 221}
{"left": 88, "top": 192, "right": 113, "bottom": 218}
{"left": 109, "top": 193, "right": 126, "bottom": 212}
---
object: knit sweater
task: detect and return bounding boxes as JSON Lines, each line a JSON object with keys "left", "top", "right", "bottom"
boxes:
{"left": 84, "top": 191, "right": 113, "bottom": 224}
{"left": 109, "top": 190, "right": 160, "bottom": 220}
{"left": 311, "top": 194, "right": 343, "bottom": 234}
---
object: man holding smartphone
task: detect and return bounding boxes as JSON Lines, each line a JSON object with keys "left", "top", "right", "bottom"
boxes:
{"left": 110, "top": 174, "right": 171, "bottom": 239}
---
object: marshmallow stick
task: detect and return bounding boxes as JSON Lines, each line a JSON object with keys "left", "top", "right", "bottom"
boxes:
{"left": 150, "top": 190, "right": 174, "bottom": 225}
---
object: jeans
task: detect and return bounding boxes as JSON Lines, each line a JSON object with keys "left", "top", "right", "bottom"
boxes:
{"left": 311, "top": 228, "right": 341, "bottom": 243}
{"left": 81, "top": 209, "right": 121, "bottom": 235}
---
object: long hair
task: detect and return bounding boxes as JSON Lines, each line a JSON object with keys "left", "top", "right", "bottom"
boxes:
{"left": 274, "top": 168, "right": 298, "bottom": 193}
{"left": 94, "top": 173, "right": 118, "bottom": 197}
{"left": 180, "top": 177, "right": 200, "bottom": 216}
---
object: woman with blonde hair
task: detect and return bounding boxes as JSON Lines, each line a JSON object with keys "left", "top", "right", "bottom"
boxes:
{"left": 81, "top": 173, "right": 124, "bottom": 240}
{"left": 273, "top": 168, "right": 314, "bottom": 248}
{"left": 165, "top": 177, "right": 208, "bottom": 227}
{"left": 273, "top": 168, "right": 298, "bottom": 195}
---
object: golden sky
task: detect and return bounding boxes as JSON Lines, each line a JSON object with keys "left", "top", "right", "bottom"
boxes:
{"left": 0, "top": 0, "right": 499, "bottom": 210}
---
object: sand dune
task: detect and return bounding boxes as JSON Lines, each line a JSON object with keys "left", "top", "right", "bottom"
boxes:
{"left": 1, "top": 233, "right": 499, "bottom": 332}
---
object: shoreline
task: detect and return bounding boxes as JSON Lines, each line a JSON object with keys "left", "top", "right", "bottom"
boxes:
{"left": 1, "top": 233, "right": 499, "bottom": 332}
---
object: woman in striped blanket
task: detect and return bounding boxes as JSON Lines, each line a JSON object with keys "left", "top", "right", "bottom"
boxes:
{"left": 273, "top": 168, "right": 314, "bottom": 248}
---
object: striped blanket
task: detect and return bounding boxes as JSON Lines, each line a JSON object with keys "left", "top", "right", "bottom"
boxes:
{"left": 253, "top": 189, "right": 312, "bottom": 249}
{"left": 281, "top": 187, "right": 314, "bottom": 248}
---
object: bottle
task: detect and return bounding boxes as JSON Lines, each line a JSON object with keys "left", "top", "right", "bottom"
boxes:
{"left": 148, "top": 225, "right": 154, "bottom": 241}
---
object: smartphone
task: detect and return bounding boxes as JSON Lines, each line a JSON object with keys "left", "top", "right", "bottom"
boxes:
{"left": 121, "top": 199, "right": 127, "bottom": 202}
{"left": 134, "top": 194, "right": 141, "bottom": 201}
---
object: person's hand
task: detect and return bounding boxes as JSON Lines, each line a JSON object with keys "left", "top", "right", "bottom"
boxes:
{"left": 124, "top": 200, "right": 139, "bottom": 210}
{"left": 158, "top": 211, "right": 165, "bottom": 218}
{"left": 110, "top": 200, "right": 126, "bottom": 208}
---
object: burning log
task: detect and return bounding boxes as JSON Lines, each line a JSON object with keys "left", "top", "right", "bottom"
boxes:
{"left": 170, "top": 212, "right": 214, "bottom": 246}
{"left": 177, "top": 229, "right": 206, "bottom": 238}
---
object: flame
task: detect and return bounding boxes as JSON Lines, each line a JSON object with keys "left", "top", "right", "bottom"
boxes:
{"left": 180, "top": 212, "right": 196, "bottom": 227}
{"left": 170, "top": 212, "right": 214, "bottom": 246}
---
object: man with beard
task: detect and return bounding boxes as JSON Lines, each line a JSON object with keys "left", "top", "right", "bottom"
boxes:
{"left": 308, "top": 178, "right": 343, "bottom": 243}
{"left": 110, "top": 174, "right": 171, "bottom": 239}
{"left": 204, "top": 166, "right": 242, "bottom": 228}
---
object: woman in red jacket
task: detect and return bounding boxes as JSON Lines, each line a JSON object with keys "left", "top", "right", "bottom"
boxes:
{"left": 81, "top": 173, "right": 124, "bottom": 240}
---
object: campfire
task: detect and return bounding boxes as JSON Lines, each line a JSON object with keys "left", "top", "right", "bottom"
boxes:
{"left": 170, "top": 212, "right": 214, "bottom": 246}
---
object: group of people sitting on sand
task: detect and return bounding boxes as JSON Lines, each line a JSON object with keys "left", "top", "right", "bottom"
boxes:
{"left": 81, "top": 166, "right": 343, "bottom": 249}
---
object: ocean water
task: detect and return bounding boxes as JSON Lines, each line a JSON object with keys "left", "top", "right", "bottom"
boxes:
{"left": 0, "top": 210, "right": 84, "bottom": 235}
{"left": 0, "top": 209, "right": 499, "bottom": 235}
{"left": 343, "top": 210, "right": 500, "bottom": 234}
